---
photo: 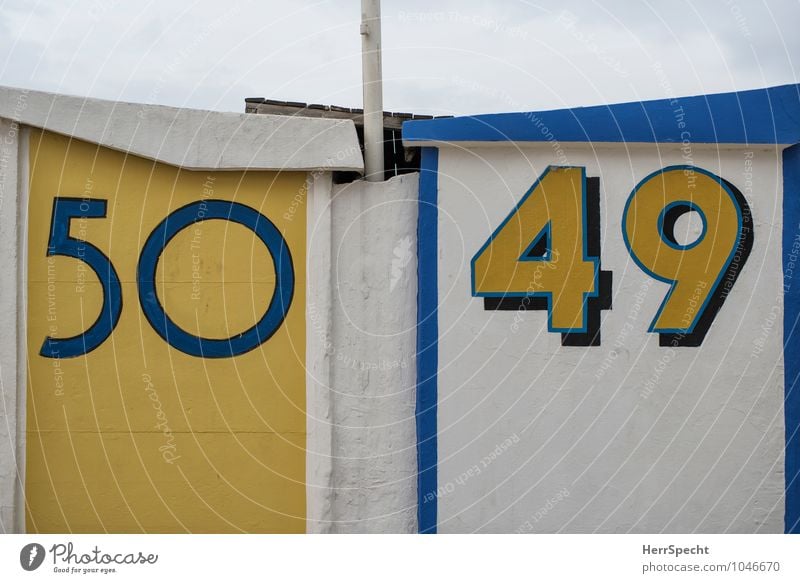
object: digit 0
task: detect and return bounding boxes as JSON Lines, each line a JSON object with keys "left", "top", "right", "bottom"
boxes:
{"left": 622, "top": 165, "right": 753, "bottom": 346}
{"left": 137, "top": 200, "right": 295, "bottom": 358}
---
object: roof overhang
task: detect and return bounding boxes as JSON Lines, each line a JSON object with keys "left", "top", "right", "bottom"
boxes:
{"left": 0, "top": 86, "right": 364, "bottom": 172}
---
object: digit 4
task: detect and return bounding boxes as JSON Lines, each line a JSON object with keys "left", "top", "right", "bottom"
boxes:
{"left": 471, "top": 166, "right": 612, "bottom": 346}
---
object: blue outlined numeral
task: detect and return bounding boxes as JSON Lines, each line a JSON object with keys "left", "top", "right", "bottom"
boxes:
{"left": 40, "top": 198, "right": 122, "bottom": 358}
{"left": 137, "top": 200, "right": 295, "bottom": 358}
{"left": 39, "top": 198, "right": 294, "bottom": 359}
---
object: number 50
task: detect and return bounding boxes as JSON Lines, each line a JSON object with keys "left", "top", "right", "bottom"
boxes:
{"left": 40, "top": 198, "right": 295, "bottom": 359}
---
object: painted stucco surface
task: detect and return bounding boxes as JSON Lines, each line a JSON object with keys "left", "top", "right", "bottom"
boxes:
{"left": 434, "top": 144, "right": 785, "bottom": 533}
{"left": 0, "top": 117, "right": 21, "bottom": 533}
{"left": 25, "top": 130, "right": 307, "bottom": 533}
{"left": 324, "top": 174, "right": 419, "bottom": 532}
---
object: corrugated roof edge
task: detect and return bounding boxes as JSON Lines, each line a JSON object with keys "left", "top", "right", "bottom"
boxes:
{"left": 245, "top": 97, "right": 451, "bottom": 122}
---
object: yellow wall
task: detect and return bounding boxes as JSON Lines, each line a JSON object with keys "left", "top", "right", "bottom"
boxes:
{"left": 26, "top": 130, "right": 307, "bottom": 533}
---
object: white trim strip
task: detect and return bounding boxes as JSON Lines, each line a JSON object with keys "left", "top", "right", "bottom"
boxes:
{"left": 14, "top": 126, "right": 29, "bottom": 534}
{"left": 305, "top": 171, "right": 334, "bottom": 533}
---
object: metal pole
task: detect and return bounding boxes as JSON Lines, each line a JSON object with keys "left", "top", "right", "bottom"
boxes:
{"left": 360, "top": 0, "right": 384, "bottom": 182}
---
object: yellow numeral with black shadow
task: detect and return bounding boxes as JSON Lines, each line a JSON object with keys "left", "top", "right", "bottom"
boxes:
{"left": 622, "top": 165, "right": 753, "bottom": 347}
{"left": 471, "top": 166, "right": 611, "bottom": 345}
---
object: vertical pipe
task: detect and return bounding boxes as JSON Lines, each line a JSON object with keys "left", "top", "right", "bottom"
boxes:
{"left": 361, "top": 0, "right": 384, "bottom": 182}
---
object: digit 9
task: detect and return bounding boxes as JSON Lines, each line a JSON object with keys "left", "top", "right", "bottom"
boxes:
{"left": 622, "top": 165, "right": 753, "bottom": 347}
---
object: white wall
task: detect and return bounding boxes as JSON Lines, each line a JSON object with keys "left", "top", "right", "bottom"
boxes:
{"left": 0, "top": 117, "right": 23, "bottom": 533}
{"left": 321, "top": 174, "right": 419, "bottom": 533}
{"left": 434, "top": 143, "right": 785, "bottom": 533}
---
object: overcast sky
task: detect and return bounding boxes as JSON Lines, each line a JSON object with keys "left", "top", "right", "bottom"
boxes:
{"left": 0, "top": 0, "right": 797, "bottom": 116}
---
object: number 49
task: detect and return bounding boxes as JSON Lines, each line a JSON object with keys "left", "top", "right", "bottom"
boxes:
{"left": 471, "top": 165, "right": 753, "bottom": 347}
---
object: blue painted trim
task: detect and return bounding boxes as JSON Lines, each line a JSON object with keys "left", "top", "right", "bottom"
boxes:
{"left": 469, "top": 166, "right": 599, "bottom": 334}
{"left": 416, "top": 147, "right": 439, "bottom": 534}
{"left": 657, "top": 201, "right": 707, "bottom": 251}
{"left": 784, "top": 144, "right": 800, "bottom": 534}
{"left": 518, "top": 221, "right": 551, "bottom": 261}
{"left": 403, "top": 84, "right": 800, "bottom": 145}
{"left": 621, "top": 165, "right": 743, "bottom": 335}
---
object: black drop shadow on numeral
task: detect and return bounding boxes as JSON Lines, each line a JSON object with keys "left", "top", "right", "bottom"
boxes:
{"left": 658, "top": 179, "right": 753, "bottom": 347}
{"left": 483, "top": 176, "right": 612, "bottom": 347}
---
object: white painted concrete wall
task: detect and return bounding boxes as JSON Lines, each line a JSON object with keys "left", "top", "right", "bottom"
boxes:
{"left": 0, "top": 117, "right": 22, "bottom": 534}
{"left": 434, "top": 143, "right": 785, "bottom": 533}
{"left": 306, "top": 171, "right": 336, "bottom": 533}
{"left": 321, "top": 174, "right": 419, "bottom": 533}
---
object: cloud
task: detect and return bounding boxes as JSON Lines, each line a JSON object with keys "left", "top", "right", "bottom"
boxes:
{"left": 0, "top": 0, "right": 796, "bottom": 116}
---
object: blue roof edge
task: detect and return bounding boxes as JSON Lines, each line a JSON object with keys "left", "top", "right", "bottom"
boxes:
{"left": 402, "top": 84, "right": 800, "bottom": 145}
